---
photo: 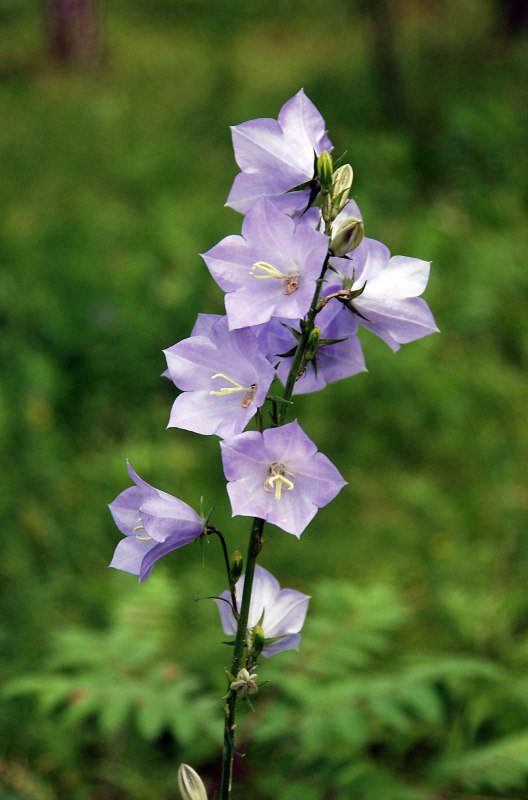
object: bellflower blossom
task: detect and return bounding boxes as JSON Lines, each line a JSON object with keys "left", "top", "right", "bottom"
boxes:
{"left": 163, "top": 315, "right": 275, "bottom": 438}
{"left": 263, "top": 300, "right": 366, "bottom": 395}
{"left": 217, "top": 565, "right": 310, "bottom": 657}
{"left": 109, "top": 462, "right": 204, "bottom": 582}
{"left": 326, "top": 237, "right": 439, "bottom": 351}
{"left": 202, "top": 198, "right": 329, "bottom": 330}
{"left": 226, "top": 89, "right": 333, "bottom": 215}
{"left": 220, "top": 420, "right": 346, "bottom": 537}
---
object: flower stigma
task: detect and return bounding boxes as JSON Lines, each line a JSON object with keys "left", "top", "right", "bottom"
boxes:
{"left": 250, "top": 261, "right": 300, "bottom": 295}
{"left": 263, "top": 462, "right": 296, "bottom": 501}
{"left": 210, "top": 374, "right": 258, "bottom": 407}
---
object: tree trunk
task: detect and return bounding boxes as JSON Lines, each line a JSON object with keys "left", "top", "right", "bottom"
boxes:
{"left": 48, "top": 0, "right": 102, "bottom": 64}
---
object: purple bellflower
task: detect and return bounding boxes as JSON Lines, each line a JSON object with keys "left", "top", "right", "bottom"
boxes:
{"left": 226, "top": 89, "right": 333, "bottom": 215}
{"left": 327, "top": 237, "right": 439, "bottom": 351}
{"left": 109, "top": 462, "right": 204, "bottom": 582}
{"left": 263, "top": 300, "right": 366, "bottom": 395}
{"left": 202, "top": 198, "right": 329, "bottom": 330}
{"left": 163, "top": 315, "right": 276, "bottom": 438}
{"left": 220, "top": 420, "right": 346, "bottom": 538}
{"left": 217, "top": 565, "right": 310, "bottom": 657}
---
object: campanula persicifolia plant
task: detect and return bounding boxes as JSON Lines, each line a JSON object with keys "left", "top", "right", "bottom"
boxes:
{"left": 109, "top": 89, "right": 438, "bottom": 800}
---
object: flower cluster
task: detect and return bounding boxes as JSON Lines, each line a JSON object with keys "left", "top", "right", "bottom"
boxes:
{"left": 109, "top": 90, "right": 437, "bottom": 667}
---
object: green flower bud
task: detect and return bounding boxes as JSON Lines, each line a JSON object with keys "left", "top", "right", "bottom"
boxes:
{"left": 330, "top": 217, "right": 364, "bottom": 256}
{"left": 317, "top": 150, "right": 333, "bottom": 194}
{"left": 305, "top": 326, "right": 321, "bottom": 362}
{"left": 251, "top": 624, "right": 266, "bottom": 657}
{"left": 178, "top": 764, "right": 208, "bottom": 800}
{"left": 331, "top": 164, "right": 353, "bottom": 213}
{"left": 229, "top": 550, "right": 243, "bottom": 583}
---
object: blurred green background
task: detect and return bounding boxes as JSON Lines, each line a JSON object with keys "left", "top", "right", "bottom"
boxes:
{"left": 1, "top": 0, "right": 528, "bottom": 798}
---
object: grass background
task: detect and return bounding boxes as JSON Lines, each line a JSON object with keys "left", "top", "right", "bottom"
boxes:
{"left": 1, "top": 1, "right": 528, "bottom": 798}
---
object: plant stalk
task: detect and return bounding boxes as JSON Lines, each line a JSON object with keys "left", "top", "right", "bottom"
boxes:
{"left": 220, "top": 516, "right": 264, "bottom": 800}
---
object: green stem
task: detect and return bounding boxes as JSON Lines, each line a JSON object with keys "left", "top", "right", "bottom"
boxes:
{"left": 277, "top": 248, "right": 331, "bottom": 423}
{"left": 219, "top": 233, "right": 332, "bottom": 799}
{"left": 220, "top": 516, "right": 264, "bottom": 800}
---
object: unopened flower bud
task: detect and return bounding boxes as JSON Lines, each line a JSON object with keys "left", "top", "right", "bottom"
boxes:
{"left": 305, "top": 326, "right": 321, "bottom": 362}
{"left": 330, "top": 217, "right": 364, "bottom": 256}
{"left": 331, "top": 164, "right": 353, "bottom": 213}
{"left": 251, "top": 624, "right": 266, "bottom": 657}
{"left": 178, "top": 764, "right": 208, "bottom": 800}
{"left": 230, "top": 667, "right": 259, "bottom": 698}
{"left": 317, "top": 150, "right": 333, "bottom": 194}
{"left": 229, "top": 550, "right": 243, "bottom": 583}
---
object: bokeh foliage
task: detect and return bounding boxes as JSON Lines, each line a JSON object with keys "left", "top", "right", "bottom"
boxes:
{"left": 1, "top": 0, "right": 527, "bottom": 798}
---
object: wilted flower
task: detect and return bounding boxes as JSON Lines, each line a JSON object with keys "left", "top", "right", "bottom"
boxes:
{"left": 202, "top": 198, "right": 328, "bottom": 330}
{"left": 217, "top": 565, "right": 310, "bottom": 657}
{"left": 163, "top": 315, "right": 275, "bottom": 438}
{"left": 226, "top": 89, "right": 333, "bottom": 215}
{"left": 230, "top": 667, "right": 259, "bottom": 698}
{"left": 109, "top": 462, "right": 203, "bottom": 582}
{"left": 220, "top": 420, "right": 346, "bottom": 537}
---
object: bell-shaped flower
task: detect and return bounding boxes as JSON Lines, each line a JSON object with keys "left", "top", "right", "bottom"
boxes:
{"left": 163, "top": 316, "right": 275, "bottom": 438}
{"left": 263, "top": 300, "right": 367, "bottom": 395}
{"left": 226, "top": 89, "right": 332, "bottom": 215}
{"left": 202, "top": 198, "right": 328, "bottom": 331}
{"left": 109, "top": 462, "right": 204, "bottom": 582}
{"left": 217, "top": 565, "right": 310, "bottom": 657}
{"left": 220, "top": 420, "right": 346, "bottom": 538}
{"left": 326, "top": 237, "right": 439, "bottom": 351}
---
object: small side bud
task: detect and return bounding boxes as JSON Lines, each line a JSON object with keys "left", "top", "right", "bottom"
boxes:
{"left": 304, "top": 326, "right": 321, "bottom": 362}
{"left": 330, "top": 217, "right": 364, "bottom": 256}
{"left": 331, "top": 164, "right": 353, "bottom": 213}
{"left": 229, "top": 550, "right": 243, "bottom": 583}
{"left": 178, "top": 764, "right": 208, "bottom": 800}
{"left": 317, "top": 150, "right": 333, "bottom": 194}
{"left": 251, "top": 625, "right": 266, "bottom": 658}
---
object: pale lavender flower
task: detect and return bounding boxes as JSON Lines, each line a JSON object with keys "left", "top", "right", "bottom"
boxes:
{"left": 163, "top": 316, "right": 275, "bottom": 438}
{"left": 217, "top": 565, "right": 310, "bottom": 657}
{"left": 202, "top": 198, "right": 328, "bottom": 330}
{"left": 327, "top": 237, "right": 439, "bottom": 351}
{"left": 263, "top": 300, "right": 367, "bottom": 395}
{"left": 220, "top": 420, "right": 346, "bottom": 537}
{"left": 226, "top": 89, "right": 333, "bottom": 215}
{"left": 109, "top": 462, "right": 203, "bottom": 582}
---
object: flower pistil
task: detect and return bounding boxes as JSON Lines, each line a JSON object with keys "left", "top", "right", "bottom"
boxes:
{"left": 209, "top": 373, "right": 257, "bottom": 408}
{"left": 250, "top": 261, "right": 300, "bottom": 295}
{"left": 263, "top": 462, "right": 296, "bottom": 500}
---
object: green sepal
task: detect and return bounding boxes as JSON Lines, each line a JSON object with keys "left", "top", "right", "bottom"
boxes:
{"left": 276, "top": 346, "right": 298, "bottom": 359}
{"left": 348, "top": 280, "right": 367, "bottom": 300}
{"left": 261, "top": 634, "right": 286, "bottom": 645}
{"left": 245, "top": 696, "right": 256, "bottom": 712}
{"left": 284, "top": 179, "right": 313, "bottom": 193}
{"left": 280, "top": 322, "right": 302, "bottom": 340}
{"left": 266, "top": 393, "right": 293, "bottom": 405}
{"left": 345, "top": 302, "right": 371, "bottom": 322}
{"left": 224, "top": 668, "right": 236, "bottom": 683}
{"left": 332, "top": 149, "right": 349, "bottom": 170}
{"left": 319, "top": 336, "right": 347, "bottom": 347}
